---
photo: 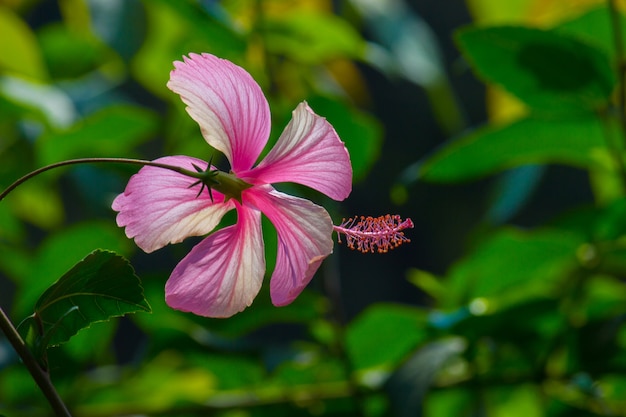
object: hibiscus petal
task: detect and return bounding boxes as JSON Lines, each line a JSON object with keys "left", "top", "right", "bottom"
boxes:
{"left": 245, "top": 102, "right": 352, "bottom": 201}
{"left": 165, "top": 205, "right": 265, "bottom": 318}
{"left": 246, "top": 187, "right": 333, "bottom": 306}
{"left": 167, "top": 53, "right": 271, "bottom": 172}
{"left": 112, "top": 156, "right": 234, "bottom": 253}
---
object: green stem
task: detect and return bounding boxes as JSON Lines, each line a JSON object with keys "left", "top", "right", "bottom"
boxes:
{"left": 0, "top": 157, "right": 213, "bottom": 203}
{"left": 607, "top": 0, "right": 626, "bottom": 190}
{"left": 609, "top": 0, "right": 625, "bottom": 122}
{"left": 0, "top": 307, "right": 72, "bottom": 417}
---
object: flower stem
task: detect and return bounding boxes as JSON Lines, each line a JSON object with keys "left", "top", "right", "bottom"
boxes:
{"left": 0, "top": 307, "right": 73, "bottom": 417}
{"left": 609, "top": 0, "right": 625, "bottom": 120}
{"left": 0, "top": 157, "right": 209, "bottom": 202}
{"left": 607, "top": 0, "right": 626, "bottom": 192}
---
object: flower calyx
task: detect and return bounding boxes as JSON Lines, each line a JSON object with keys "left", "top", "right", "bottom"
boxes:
{"left": 186, "top": 161, "right": 252, "bottom": 204}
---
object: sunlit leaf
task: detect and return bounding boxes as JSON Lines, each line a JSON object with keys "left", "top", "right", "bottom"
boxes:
{"left": 8, "top": 180, "right": 64, "bottom": 229}
{"left": 0, "top": 199, "right": 24, "bottom": 242}
{"left": 406, "top": 269, "right": 446, "bottom": 301}
{"left": 133, "top": 0, "right": 246, "bottom": 97}
{"left": 485, "top": 384, "right": 543, "bottom": 417}
{"left": 262, "top": 11, "right": 365, "bottom": 64}
{"left": 36, "top": 104, "right": 158, "bottom": 165}
{"left": 0, "top": 6, "right": 48, "bottom": 79}
{"left": 424, "top": 388, "right": 473, "bottom": 417}
{"left": 73, "top": 350, "right": 218, "bottom": 415}
{"left": 599, "top": 375, "right": 626, "bottom": 408}
{"left": 414, "top": 114, "right": 607, "bottom": 183}
{"left": 465, "top": 0, "right": 529, "bottom": 23}
{"left": 19, "top": 250, "right": 150, "bottom": 350}
{"left": 456, "top": 25, "right": 615, "bottom": 111}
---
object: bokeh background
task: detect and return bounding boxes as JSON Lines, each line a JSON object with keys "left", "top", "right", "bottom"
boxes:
{"left": 2, "top": 0, "right": 626, "bottom": 416}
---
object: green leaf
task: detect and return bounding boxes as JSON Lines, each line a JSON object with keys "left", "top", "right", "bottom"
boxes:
{"left": 415, "top": 114, "right": 607, "bottom": 182}
{"left": 37, "top": 23, "right": 113, "bottom": 79}
{"left": 556, "top": 5, "right": 626, "bottom": 61}
{"left": 450, "top": 298, "right": 563, "bottom": 360}
{"left": 444, "top": 227, "right": 585, "bottom": 307}
{"left": 456, "top": 25, "right": 615, "bottom": 111}
{"left": 424, "top": 388, "right": 473, "bottom": 417}
{"left": 73, "top": 351, "right": 220, "bottom": 415}
{"left": 582, "top": 275, "right": 626, "bottom": 321}
{"left": 0, "top": 6, "right": 48, "bottom": 80}
{"left": 36, "top": 104, "right": 158, "bottom": 165}
{"left": 20, "top": 250, "right": 150, "bottom": 350}
{"left": 346, "top": 304, "right": 428, "bottom": 375}
{"left": 485, "top": 384, "right": 543, "bottom": 417}
{"left": 262, "top": 11, "right": 366, "bottom": 64}
{"left": 133, "top": 0, "right": 246, "bottom": 97}
{"left": 8, "top": 180, "right": 64, "bottom": 229}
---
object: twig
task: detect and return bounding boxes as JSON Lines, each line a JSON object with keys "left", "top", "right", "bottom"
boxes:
{"left": 0, "top": 307, "right": 72, "bottom": 417}
{"left": 607, "top": 0, "right": 626, "bottom": 190}
{"left": 0, "top": 157, "right": 209, "bottom": 202}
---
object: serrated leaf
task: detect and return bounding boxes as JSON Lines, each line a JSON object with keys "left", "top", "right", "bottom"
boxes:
{"left": 414, "top": 114, "right": 607, "bottom": 183}
{"left": 21, "top": 250, "right": 150, "bottom": 349}
{"left": 456, "top": 25, "right": 615, "bottom": 112}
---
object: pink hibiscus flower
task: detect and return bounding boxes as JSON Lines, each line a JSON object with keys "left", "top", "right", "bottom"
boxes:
{"left": 112, "top": 53, "right": 352, "bottom": 318}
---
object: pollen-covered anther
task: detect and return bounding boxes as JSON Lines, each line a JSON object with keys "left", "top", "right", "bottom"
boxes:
{"left": 334, "top": 214, "right": 414, "bottom": 253}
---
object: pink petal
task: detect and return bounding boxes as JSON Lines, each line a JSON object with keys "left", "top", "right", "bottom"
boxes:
{"left": 165, "top": 205, "right": 265, "bottom": 318}
{"left": 245, "top": 187, "right": 334, "bottom": 306}
{"left": 244, "top": 102, "right": 352, "bottom": 201}
{"left": 112, "top": 156, "right": 234, "bottom": 253}
{"left": 167, "top": 53, "right": 271, "bottom": 172}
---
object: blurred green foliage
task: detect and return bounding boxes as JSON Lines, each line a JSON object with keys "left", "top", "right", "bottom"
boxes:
{"left": 3, "top": 0, "right": 626, "bottom": 416}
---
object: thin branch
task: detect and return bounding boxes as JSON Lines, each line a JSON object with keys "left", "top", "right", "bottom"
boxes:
{"left": 0, "top": 157, "right": 207, "bottom": 202}
{"left": 609, "top": 0, "right": 626, "bottom": 122}
{"left": 0, "top": 307, "right": 72, "bottom": 417}
{"left": 607, "top": 0, "right": 626, "bottom": 190}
